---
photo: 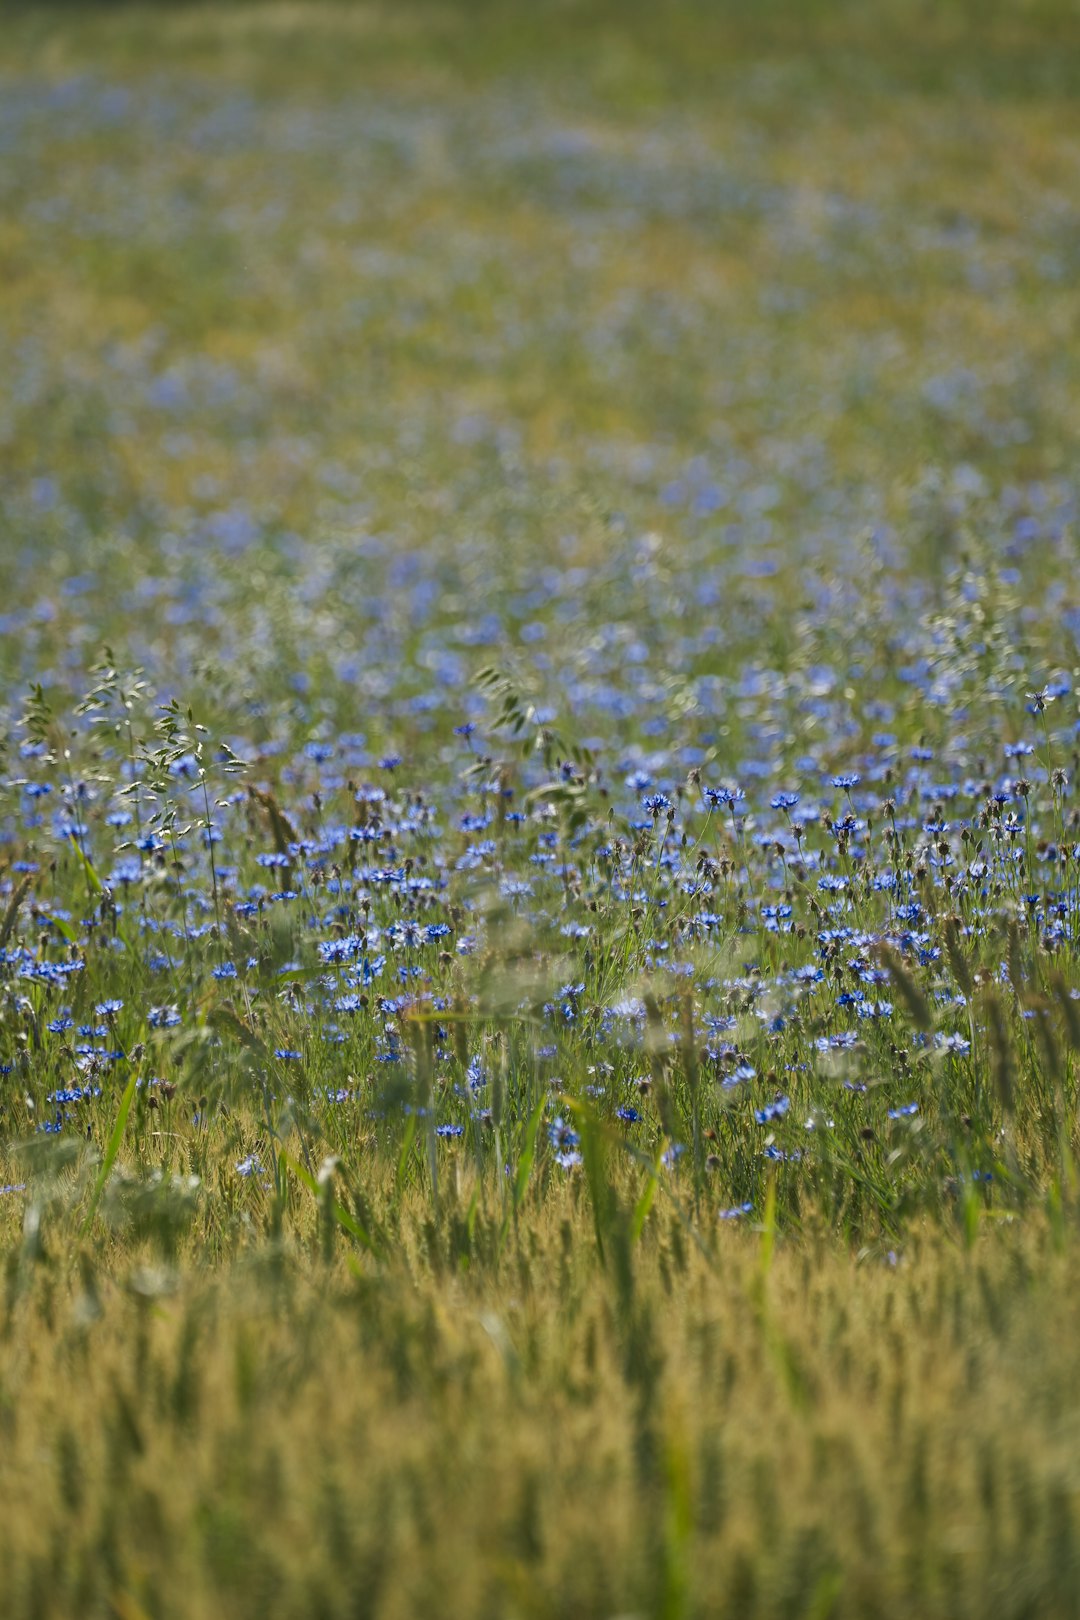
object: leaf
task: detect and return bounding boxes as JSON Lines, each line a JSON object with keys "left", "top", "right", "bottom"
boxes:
{"left": 282, "top": 1153, "right": 379, "bottom": 1254}
{"left": 570, "top": 1099, "right": 614, "bottom": 1263}
{"left": 631, "top": 1141, "right": 665, "bottom": 1243}
{"left": 395, "top": 1112, "right": 419, "bottom": 1196}
{"left": 44, "top": 912, "right": 79, "bottom": 947}
{"left": 512, "top": 1093, "right": 547, "bottom": 1214}
{"left": 81, "top": 1069, "right": 139, "bottom": 1235}
{"left": 69, "top": 834, "right": 103, "bottom": 895}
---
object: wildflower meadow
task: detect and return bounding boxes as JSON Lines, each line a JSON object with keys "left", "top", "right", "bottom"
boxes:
{"left": 3, "top": 3, "right": 1080, "bottom": 1615}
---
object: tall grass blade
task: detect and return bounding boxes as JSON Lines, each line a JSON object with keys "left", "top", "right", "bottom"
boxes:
{"left": 80, "top": 1068, "right": 138, "bottom": 1235}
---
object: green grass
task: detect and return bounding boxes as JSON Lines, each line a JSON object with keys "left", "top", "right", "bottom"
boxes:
{"left": 4, "top": 2, "right": 1080, "bottom": 1615}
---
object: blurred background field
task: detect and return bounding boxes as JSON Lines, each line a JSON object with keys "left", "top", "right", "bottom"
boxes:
{"left": 3, "top": 0, "right": 1079, "bottom": 722}
{"left": 4, "top": 4, "right": 1080, "bottom": 1617}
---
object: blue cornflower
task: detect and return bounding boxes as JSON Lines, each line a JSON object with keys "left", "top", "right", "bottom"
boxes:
{"left": 754, "top": 1096, "right": 790, "bottom": 1124}
{"left": 466, "top": 1056, "right": 488, "bottom": 1091}
{"left": 501, "top": 878, "right": 533, "bottom": 899}
{"left": 317, "top": 935, "right": 361, "bottom": 964}
{"left": 48, "top": 1085, "right": 101, "bottom": 1104}
{"left": 334, "top": 993, "right": 365, "bottom": 1014}
{"left": 548, "top": 1116, "right": 582, "bottom": 1170}
{"left": 855, "top": 1000, "right": 893, "bottom": 1020}
{"left": 722, "top": 1064, "right": 757, "bottom": 1089}
{"left": 704, "top": 785, "right": 744, "bottom": 809}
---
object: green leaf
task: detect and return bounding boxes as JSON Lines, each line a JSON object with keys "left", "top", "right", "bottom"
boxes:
{"left": 44, "top": 912, "right": 80, "bottom": 947}
{"left": 81, "top": 1068, "right": 139, "bottom": 1235}
{"left": 631, "top": 1140, "right": 665, "bottom": 1243}
{"left": 282, "top": 1153, "right": 379, "bottom": 1254}
{"left": 69, "top": 833, "right": 103, "bottom": 895}
{"left": 512, "top": 1093, "right": 547, "bottom": 1215}
{"left": 395, "top": 1112, "right": 419, "bottom": 1197}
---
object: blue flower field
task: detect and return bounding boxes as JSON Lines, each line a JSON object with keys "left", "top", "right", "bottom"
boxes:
{"left": 3, "top": 4, "right": 1080, "bottom": 1615}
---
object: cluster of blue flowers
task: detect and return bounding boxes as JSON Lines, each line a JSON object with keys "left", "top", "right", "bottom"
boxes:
{"left": 1, "top": 613, "right": 1075, "bottom": 1226}
{"left": 2, "top": 72, "right": 1078, "bottom": 1224}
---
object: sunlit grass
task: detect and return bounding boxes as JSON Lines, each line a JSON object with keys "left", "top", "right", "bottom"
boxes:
{"left": 4, "top": 1195, "right": 1080, "bottom": 1619}
{"left": 4, "top": 3, "right": 1080, "bottom": 1615}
